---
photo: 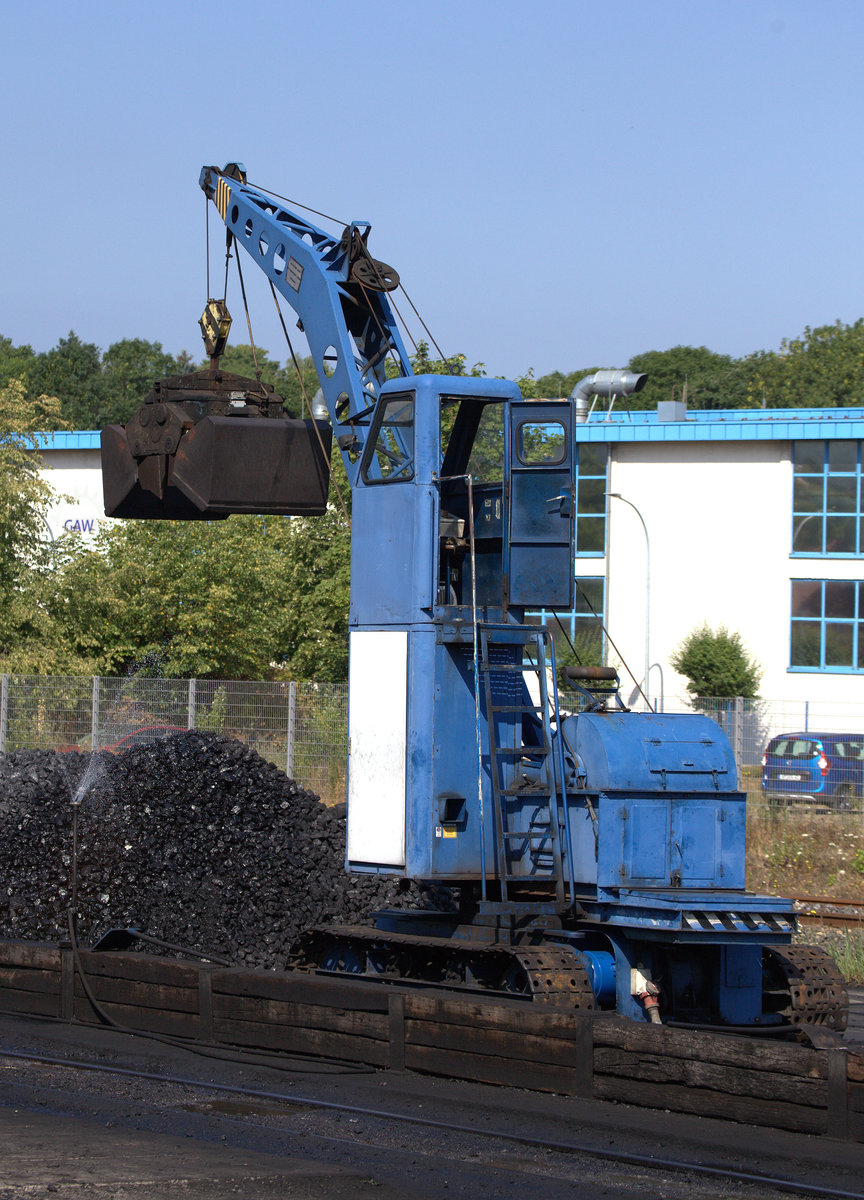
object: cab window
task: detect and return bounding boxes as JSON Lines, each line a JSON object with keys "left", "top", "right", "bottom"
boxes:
{"left": 361, "top": 394, "right": 414, "bottom": 483}
{"left": 516, "top": 420, "right": 567, "bottom": 466}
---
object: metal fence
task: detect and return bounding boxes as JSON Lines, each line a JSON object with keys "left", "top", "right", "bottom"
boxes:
{"left": 0, "top": 675, "right": 348, "bottom": 804}
{"left": 2, "top": 672, "right": 863, "bottom": 811}
{"left": 636, "top": 692, "right": 864, "bottom": 815}
{"left": 652, "top": 694, "right": 864, "bottom": 775}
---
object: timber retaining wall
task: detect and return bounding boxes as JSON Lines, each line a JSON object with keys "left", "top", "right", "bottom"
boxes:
{"left": 0, "top": 940, "right": 861, "bottom": 1141}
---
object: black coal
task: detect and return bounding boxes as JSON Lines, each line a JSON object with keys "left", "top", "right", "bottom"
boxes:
{"left": 0, "top": 733, "right": 454, "bottom": 969}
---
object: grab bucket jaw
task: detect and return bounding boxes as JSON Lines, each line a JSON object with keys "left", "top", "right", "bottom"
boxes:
{"left": 101, "top": 372, "right": 333, "bottom": 520}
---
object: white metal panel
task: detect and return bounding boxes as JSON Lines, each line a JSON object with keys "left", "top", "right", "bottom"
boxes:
{"left": 346, "top": 630, "right": 407, "bottom": 868}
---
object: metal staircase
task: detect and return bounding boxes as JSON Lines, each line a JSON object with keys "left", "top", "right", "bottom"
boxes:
{"left": 477, "top": 626, "right": 573, "bottom": 905}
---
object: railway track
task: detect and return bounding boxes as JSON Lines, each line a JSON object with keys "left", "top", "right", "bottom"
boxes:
{"left": 791, "top": 895, "right": 864, "bottom": 929}
{"left": 0, "top": 1036, "right": 862, "bottom": 1200}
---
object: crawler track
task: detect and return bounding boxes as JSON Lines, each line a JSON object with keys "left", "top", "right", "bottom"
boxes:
{"left": 764, "top": 944, "right": 850, "bottom": 1031}
{"left": 294, "top": 925, "right": 848, "bottom": 1031}
{"left": 292, "top": 925, "right": 598, "bottom": 1010}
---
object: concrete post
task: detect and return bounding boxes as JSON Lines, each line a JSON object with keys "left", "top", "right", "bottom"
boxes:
{"left": 286, "top": 680, "right": 297, "bottom": 778}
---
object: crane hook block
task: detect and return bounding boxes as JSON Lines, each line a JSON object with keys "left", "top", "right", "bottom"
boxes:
{"left": 199, "top": 299, "right": 232, "bottom": 361}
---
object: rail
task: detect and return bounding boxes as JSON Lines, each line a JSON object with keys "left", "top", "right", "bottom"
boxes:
{"left": 791, "top": 895, "right": 864, "bottom": 929}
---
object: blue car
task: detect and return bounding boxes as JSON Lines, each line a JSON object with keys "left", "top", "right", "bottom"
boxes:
{"left": 761, "top": 732, "right": 864, "bottom": 810}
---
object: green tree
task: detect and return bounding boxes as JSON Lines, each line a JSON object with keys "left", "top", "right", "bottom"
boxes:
{"left": 626, "top": 346, "right": 751, "bottom": 410}
{"left": 741, "top": 320, "right": 864, "bottom": 409}
{"left": 274, "top": 506, "right": 351, "bottom": 681}
{"left": 393, "top": 340, "right": 486, "bottom": 378}
{"left": 201, "top": 342, "right": 282, "bottom": 386}
{"left": 0, "top": 336, "right": 37, "bottom": 390}
{"left": 28, "top": 332, "right": 107, "bottom": 429}
{"left": 44, "top": 510, "right": 350, "bottom": 681}
{"left": 0, "top": 379, "right": 68, "bottom": 660}
{"left": 671, "top": 623, "right": 762, "bottom": 700}
{"left": 533, "top": 368, "right": 598, "bottom": 399}
{"left": 274, "top": 353, "right": 321, "bottom": 419}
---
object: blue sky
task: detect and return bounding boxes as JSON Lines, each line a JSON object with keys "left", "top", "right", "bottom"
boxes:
{"left": 3, "top": 0, "right": 864, "bottom": 381}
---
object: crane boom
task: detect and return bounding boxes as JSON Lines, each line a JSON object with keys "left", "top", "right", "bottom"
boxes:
{"left": 199, "top": 163, "right": 414, "bottom": 486}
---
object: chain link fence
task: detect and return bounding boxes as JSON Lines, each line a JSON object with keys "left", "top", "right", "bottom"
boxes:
{"left": 0, "top": 674, "right": 348, "bottom": 804}
{"left": 649, "top": 693, "right": 864, "bottom": 815}
{"left": 2, "top": 673, "right": 863, "bottom": 814}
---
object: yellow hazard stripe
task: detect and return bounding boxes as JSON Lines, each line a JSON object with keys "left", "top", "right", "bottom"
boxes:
{"left": 215, "top": 177, "right": 231, "bottom": 220}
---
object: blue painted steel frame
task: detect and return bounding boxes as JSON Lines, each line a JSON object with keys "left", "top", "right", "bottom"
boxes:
{"left": 201, "top": 169, "right": 799, "bottom": 1024}
{"left": 199, "top": 166, "right": 413, "bottom": 486}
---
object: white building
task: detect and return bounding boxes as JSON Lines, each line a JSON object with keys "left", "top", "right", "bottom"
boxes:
{"left": 38, "top": 432, "right": 107, "bottom": 541}
{"left": 531, "top": 402, "right": 864, "bottom": 712}
{"left": 36, "top": 405, "right": 864, "bottom": 712}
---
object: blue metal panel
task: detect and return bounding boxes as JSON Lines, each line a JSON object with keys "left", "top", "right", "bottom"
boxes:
{"left": 567, "top": 803, "right": 598, "bottom": 883}
{"left": 561, "top": 711, "right": 735, "bottom": 793}
{"left": 594, "top": 793, "right": 744, "bottom": 891}
{"left": 424, "top": 637, "right": 492, "bottom": 880}
{"left": 506, "top": 401, "right": 574, "bottom": 608}
{"left": 404, "top": 629, "right": 436, "bottom": 879}
{"left": 674, "top": 802, "right": 722, "bottom": 884}
{"left": 717, "top": 945, "right": 763, "bottom": 1024}
{"left": 350, "top": 484, "right": 429, "bottom": 626}
{"left": 617, "top": 798, "right": 670, "bottom": 886}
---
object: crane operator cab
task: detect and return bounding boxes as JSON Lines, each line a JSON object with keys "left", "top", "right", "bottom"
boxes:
{"left": 346, "top": 372, "right": 641, "bottom": 886}
{"left": 349, "top": 373, "right": 584, "bottom": 628}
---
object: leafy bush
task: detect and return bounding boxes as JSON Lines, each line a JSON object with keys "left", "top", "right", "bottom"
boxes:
{"left": 671, "top": 623, "right": 762, "bottom": 700}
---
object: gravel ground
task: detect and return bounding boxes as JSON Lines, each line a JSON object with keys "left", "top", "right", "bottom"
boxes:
{"left": 1, "top": 1013, "right": 860, "bottom": 1200}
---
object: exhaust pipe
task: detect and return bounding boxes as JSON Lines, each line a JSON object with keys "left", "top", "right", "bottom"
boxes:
{"left": 571, "top": 370, "right": 647, "bottom": 421}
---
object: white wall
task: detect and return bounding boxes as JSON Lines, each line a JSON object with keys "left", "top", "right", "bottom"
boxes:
{"left": 40, "top": 448, "right": 114, "bottom": 542}
{"left": 606, "top": 439, "right": 864, "bottom": 708}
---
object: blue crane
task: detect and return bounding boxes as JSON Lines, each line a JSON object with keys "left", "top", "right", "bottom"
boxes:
{"left": 101, "top": 164, "right": 848, "bottom": 1033}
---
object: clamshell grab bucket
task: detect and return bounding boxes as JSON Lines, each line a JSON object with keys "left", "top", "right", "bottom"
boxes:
{"left": 102, "top": 415, "right": 332, "bottom": 520}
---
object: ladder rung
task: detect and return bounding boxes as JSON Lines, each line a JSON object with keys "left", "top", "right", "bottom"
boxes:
{"left": 500, "top": 786, "right": 553, "bottom": 796}
{"left": 501, "top": 830, "right": 553, "bottom": 839}
{"left": 492, "top": 746, "right": 550, "bottom": 757}
{"left": 490, "top": 704, "right": 543, "bottom": 713}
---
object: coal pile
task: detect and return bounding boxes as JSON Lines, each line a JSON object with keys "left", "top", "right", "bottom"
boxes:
{"left": 0, "top": 733, "right": 454, "bottom": 969}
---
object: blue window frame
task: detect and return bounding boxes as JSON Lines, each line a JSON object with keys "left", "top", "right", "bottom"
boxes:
{"left": 790, "top": 578, "right": 864, "bottom": 671}
{"left": 527, "top": 577, "right": 605, "bottom": 664}
{"left": 792, "top": 440, "right": 862, "bottom": 556}
{"left": 575, "top": 444, "right": 607, "bottom": 556}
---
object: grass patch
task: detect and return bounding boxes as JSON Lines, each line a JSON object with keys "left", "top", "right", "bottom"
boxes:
{"left": 746, "top": 804, "right": 864, "bottom": 984}
{"left": 831, "top": 928, "right": 864, "bottom": 985}
{"left": 746, "top": 807, "right": 864, "bottom": 898}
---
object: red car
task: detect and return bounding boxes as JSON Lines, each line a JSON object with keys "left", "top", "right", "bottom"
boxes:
{"left": 102, "top": 724, "right": 188, "bottom": 753}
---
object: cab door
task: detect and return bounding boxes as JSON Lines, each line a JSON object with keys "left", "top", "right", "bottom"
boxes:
{"left": 505, "top": 401, "right": 575, "bottom": 609}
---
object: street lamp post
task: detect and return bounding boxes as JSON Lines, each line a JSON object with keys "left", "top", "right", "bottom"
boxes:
{"left": 606, "top": 492, "right": 651, "bottom": 708}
